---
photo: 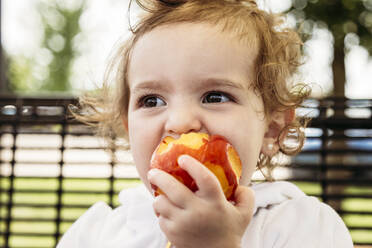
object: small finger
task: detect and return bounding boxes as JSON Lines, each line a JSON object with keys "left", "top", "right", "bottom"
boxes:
{"left": 235, "top": 186, "right": 255, "bottom": 221}
{"left": 153, "top": 194, "right": 175, "bottom": 219}
{"left": 177, "top": 155, "right": 224, "bottom": 201}
{"left": 148, "top": 169, "right": 193, "bottom": 208}
{"left": 158, "top": 215, "right": 171, "bottom": 235}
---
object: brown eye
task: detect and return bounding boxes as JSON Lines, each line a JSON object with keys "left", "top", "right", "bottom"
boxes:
{"left": 141, "top": 96, "right": 166, "bottom": 108}
{"left": 202, "top": 92, "right": 231, "bottom": 103}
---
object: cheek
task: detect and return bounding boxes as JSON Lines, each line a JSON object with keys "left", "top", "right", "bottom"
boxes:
{"left": 235, "top": 123, "right": 266, "bottom": 185}
{"left": 127, "top": 115, "right": 160, "bottom": 190}
{"left": 238, "top": 142, "right": 262, "bottom": 185}
{"left": 130, "top": 135, "right": 154, "bottom": 190}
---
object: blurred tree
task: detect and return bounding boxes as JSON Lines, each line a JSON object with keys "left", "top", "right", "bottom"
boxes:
{"left": 288, "top": 0, "right": 372, "bottom": 212}
{"left": 288, "top": 0, "right": 372, "bottom": 96}
{"left": 7, "top": 0, "right": 85, "bottom": 93}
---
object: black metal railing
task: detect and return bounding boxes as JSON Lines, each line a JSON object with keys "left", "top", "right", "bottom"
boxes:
{"left": 0, "top": 96, "right": 371, "bottom": 247}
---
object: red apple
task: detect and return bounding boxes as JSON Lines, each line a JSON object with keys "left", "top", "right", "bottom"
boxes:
{"left": 150, "top": 132, "right": 242, "bottom": 200}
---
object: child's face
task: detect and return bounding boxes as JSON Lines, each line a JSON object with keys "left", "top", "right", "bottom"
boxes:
{"left": 126, "top": 23, "right": 268, "bottom": 190}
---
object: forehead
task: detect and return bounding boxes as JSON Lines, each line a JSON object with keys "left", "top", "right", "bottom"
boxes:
{"left": 131, "top": 21, "right": 259, "bottom": 58}
{"left": 128, "top": 22, "right": 259, "bottom": 88}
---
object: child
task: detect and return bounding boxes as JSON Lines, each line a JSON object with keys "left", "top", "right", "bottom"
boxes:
{"left": 57, "top": 0, "right": 353, "bottom": 247}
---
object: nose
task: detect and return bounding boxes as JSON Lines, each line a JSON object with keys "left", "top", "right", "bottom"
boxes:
{"left": 165, "top": 105, "right": 202, "bottom": 136}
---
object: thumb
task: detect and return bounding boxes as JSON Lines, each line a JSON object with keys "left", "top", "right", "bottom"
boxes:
{"left": 234, "top": 186, "right": 255, "bottom": 220}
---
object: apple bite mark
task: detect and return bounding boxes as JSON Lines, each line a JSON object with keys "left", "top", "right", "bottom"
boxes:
{"left": 150, "top": 132, "right": 242, "bottom": 200}
{"left": 227, "top": 145, "right": 242, "bottom": 183}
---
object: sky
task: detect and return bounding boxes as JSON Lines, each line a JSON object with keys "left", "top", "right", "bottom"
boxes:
{"left": 2, "top": 0, "right": 372, "bottom": 98}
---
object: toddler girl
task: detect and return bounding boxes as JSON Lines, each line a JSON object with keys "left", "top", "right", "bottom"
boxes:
{"left": 57, "top": 0, "right": 353, "bottom": 247}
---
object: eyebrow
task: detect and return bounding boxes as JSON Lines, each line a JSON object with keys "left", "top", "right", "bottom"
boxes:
{"left": 130, "top": 77, "right": 247, "bottom": 95}
{"left": 197, "top": 78, "right": 246, "bottom": 91}
{"left": 130, "top": 80, "right": 170, "bottom": 95}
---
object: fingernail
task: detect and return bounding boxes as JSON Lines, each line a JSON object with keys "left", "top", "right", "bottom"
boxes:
{"left": 177, "top": 155, "right": 187, "bottom": 165}
{"left": 147, "top": 169, "right": 157, "bottom": 179}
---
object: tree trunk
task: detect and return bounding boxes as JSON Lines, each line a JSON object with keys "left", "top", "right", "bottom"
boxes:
{"left": 332, "top": 46, "right": 345, "bottom": 97}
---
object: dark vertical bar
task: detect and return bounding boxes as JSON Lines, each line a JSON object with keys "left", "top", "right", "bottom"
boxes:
{"left": 109, "top": 138, "right": 116, "bottom": 208}
{"left": 320, "top": 99, "right": 328, "bottom": 204}
{"left": 54, "top": 104, "right": 67, "bottom": 246}
{"left": 0, "top": 105, "right": 3, "bottom": 245}
{"left": 333, "top": 97, "right": 347, "bottom": 213}
{"left": 4, "top": 100, "right": 21, "bottom": 248}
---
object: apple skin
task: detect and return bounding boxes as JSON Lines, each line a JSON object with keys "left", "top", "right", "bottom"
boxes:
{"left": 150, "top": 132, "right": 242, "bottom": 201}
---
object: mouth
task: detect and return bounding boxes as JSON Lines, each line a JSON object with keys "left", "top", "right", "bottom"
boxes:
{"left": 149, "top": 132, "right": 242, "bottom": 200}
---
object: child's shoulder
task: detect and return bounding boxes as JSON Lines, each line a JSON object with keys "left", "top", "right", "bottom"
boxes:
{"left": 57, "top": 201, "right": 128, "bottom": 247}
{"left": 249, "top": 181, "right": 353, "bottom": 247}
{"left": 57, "top": 185, "right": 165, "bottom": 248}
{"left": 252, "top": 180, "right": 343, "bottom": 223}
{"left": 252, "top": 181, "right": 306, "bottom": 211}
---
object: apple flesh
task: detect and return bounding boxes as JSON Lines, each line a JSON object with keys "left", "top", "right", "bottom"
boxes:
{"left": 150, "top": 132, "right": 242, "bottom": 201}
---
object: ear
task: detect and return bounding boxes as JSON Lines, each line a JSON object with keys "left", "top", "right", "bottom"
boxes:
{"left": 261, "top": 108, "right": 295, "bottom": 157}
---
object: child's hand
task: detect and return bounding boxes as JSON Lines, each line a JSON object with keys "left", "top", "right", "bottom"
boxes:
{"left": 147, "top": 155, "right": 255, "bottom": 248}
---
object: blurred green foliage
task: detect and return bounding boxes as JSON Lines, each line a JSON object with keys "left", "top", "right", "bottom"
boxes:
{"left": 294, "top": 0, "right": 372, "bottom": 51}
{"left": 7, "top": 0, "right": 85, "bottom": 94}
{"left": 288, "top": 0, "right": 372, "bottom": 96}
{"left": 6, "top": 0, "right": 372, "bottom": 96}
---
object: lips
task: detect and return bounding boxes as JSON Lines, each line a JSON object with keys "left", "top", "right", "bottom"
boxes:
{"left": 150, "top": 132, "right": 242, "bottom": 200}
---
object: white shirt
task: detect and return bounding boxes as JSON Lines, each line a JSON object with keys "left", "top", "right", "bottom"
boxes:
{"left": 57, "top": 181, "right": 353, "bottom": 248}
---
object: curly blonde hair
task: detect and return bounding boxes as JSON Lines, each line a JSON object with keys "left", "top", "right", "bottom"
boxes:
{"left": 71, "top": 0, "right": 311, "bottom": 180}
